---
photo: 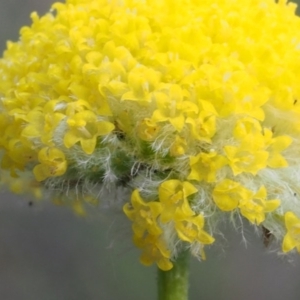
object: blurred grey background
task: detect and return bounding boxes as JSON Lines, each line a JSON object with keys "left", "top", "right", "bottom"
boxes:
{"left": 1, "top": 1, "right": 300, "bottom": 299}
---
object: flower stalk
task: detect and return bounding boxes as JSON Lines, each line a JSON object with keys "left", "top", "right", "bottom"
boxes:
{"left": 157, "top": 250, "right": 190, "bottom": 300}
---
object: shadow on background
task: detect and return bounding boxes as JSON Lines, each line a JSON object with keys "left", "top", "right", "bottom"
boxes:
{"left": 1, "top": 1, "right": 300, "bottom": 299}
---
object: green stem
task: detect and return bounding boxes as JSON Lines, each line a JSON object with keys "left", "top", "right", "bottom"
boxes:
{"left": 157, "top": 250, "right": 190, "bottom": 300}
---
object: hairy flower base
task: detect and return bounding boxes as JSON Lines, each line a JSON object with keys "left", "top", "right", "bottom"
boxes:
{"left": 1, "top": 0, "right": 300, "bottom": 269}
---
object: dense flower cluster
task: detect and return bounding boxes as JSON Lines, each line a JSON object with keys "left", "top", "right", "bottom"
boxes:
{"left": 1, "top": 0, "right": 300, "bottom": 270}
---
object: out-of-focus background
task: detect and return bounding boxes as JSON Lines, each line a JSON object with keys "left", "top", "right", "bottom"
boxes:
{"left": 1, "top": 1, "right": 300, "bottom": 299}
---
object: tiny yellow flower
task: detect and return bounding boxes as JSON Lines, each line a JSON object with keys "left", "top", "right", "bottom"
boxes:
{"left": 282, "top": 212, "right": 300, "bottom": 253}
{"left": 188, "top": 151, "right": 227, "bottom": 183}
{"left": 152, "top": 84, "right": 198, "bottom": 132}
{"left": 4, "top": 176, "right": 42, "bottom": 200}
{"left": 134, "top": 234, "right": 173, "bottom": 271}
{"left": 64, "top": 110, "right": 114, "bottom": 154}
{"left": 21, "top": 110, "right": 65, "bottom": 145}
{"left": 33, "top": 147, "right": 67, "bottom": 182}
{"left": 174, "top": 212, "right": 215, "bottom": 245}
{"left": 158, "top": 180, "right": 197, "bottom": 223}
{"left": 185, "top": 100, "right": 218, "bottom": 143}
{"left": 65, "top": 100, "right": 92, "bottom": 116}
{"left": 1, "top": 140, "right": 37, "bottom": 173}
{"left": 225, "top": 117, "right": 270, "bottom": 175}
{"left": 123, "top": 190, "right": 162, "bottom": 238}
{"left": 224, "top": 143, "right": 269, "bottom": 176}
{"left": 263, "top": 129, "right": 292, "bottom": 168}
{"left": 238, "top": 186, "right": 280, "bottom": 224}
{"left": 137, "top": 118, "right": 160, "bottom": 141}
{"left": 213, "top": 179, "right": 252, "bottom": 212}
{"left": 121, "top": 66, "right": 161, "bottom": 103}
{"left": 233, "top": 117, "right": 263, "bottom": 140}
{"left": 169, "top": 135, "right": 187, "bottom": 157}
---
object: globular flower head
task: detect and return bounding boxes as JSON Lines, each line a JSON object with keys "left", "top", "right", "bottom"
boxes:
{"left": 1, "top": 0, "right": 300, "bottom": 269}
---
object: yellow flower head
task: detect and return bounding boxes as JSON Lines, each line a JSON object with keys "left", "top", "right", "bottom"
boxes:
{"left": 1, "top": 0, "right": 300, "bottom": 269}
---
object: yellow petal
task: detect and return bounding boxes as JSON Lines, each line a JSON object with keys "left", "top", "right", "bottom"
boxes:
{"left": 33, "top": 164, "right": 48, "bottom": 182}
{"left": 81, "top": 137, "right": 97, "bottom": 154}
{"left": 64, "top": 131, "right": 80, "bottom": 148}
{"left": 282, "top": 233, "right": 297, "bottom": 252}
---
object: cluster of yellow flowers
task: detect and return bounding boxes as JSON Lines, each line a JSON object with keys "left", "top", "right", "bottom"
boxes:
{"left": 1, "top": 0, "right": 300, "bottom": 270}
{"left": 124, "top": 180, "right": 215, "bottom": 270}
